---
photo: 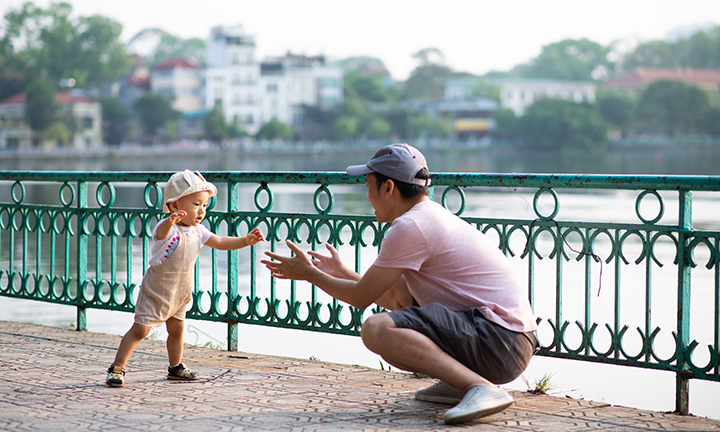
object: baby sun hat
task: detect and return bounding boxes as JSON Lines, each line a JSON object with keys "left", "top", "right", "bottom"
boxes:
{"left": 162, "top": 170, "right": 217, "bottom": 213}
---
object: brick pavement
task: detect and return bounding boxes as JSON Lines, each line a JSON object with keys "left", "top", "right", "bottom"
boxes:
{"left": 1, "top": 320, "right": 719, "bottom": 431}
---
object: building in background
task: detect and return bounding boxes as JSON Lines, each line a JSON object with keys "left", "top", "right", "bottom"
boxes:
{"left": 0, "top": 91, "right": 102, "bottom": 150}
{"left": 151, "top": 58, "right": 203, "bottom": 113}
{"left": 204, "top": 25, "right": 261, "bottom": 135}
{"left": 259, "top": 53, "right": 343, "bottom": 129}
{"left": 604, "top": 67, "right": 720, "bottom": 98}
{"left": 445, "top": 77, "right": 596, "bottom": 116}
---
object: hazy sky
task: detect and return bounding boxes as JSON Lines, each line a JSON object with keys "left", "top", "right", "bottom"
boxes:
{"left": 1, "top": 0, "right": 718, "bottom": 79}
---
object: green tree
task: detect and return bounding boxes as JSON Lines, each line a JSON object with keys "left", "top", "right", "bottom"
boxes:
{"left": 100, "top": 97, "right": 129, "bottom": 145}
{"left": 344, "top": 70, "right": 392, "bottom": 103}
{"left": 332, "top": 56, "right": 387, "bottom": 73}
{"left": 257, "top": 119, "right": 294, "bottom": 140}
{"left": 45, "top": 120, "right": 70, "bottom": 144}
{"left": 493, "top": 107, "right": 520, "bottom": 139}
{"left": 362, "top": 117, "right": 391, "bottom": 139}
{"left": 636, "top": 80, "right": 710, "bottom": 135}
{"left": 24, "top": 78, "right": 57, "bottom": 131}
{"left": 704, "top": 107, "right": 720, "bottom": 136}
{"left": 469, "top": 77, "right": 501, "bottom": 101}
{"left": 149, "top": 33, "right": 205, "bottom": 67}
{"left": 597, "top": 92, "right": 635, "bottom": 136}
{"left": 1, "top": 2, "right": 131, "bottom": 89}
{"left": 203, "top": 105, "right": 228, "bottom": 141}
{"left": 513, "top": 38, "right": 614, "bottom": 81}
{"left": 621, "top": 40, "right": 676, "bottom": 70}
{"left": 404, "top": 63, "right": 454, "bottom": 99}
{"left": 519, "top": 99, "right": 608, "bottom": 151}
{"left": 133, "top": 93, "right": 177, "bottom": 136}
{"left": 332, "top": 116, "right": 358, "bottom": 140}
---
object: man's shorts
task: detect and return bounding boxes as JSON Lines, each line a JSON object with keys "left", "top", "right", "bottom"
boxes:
{"left": 388, "top": 303, "right": 537, "bottom": 384}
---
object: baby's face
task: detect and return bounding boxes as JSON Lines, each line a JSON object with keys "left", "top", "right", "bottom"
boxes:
{"left": 172, "top": 191, "right": 211, "bottom": 226}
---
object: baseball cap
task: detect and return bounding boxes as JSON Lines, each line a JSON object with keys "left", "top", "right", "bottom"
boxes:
{"left": 162, "top": 170, "right": 217, "bottom": 213}
{"left": 346, "top": 143, "right": 431, "bottom": 186}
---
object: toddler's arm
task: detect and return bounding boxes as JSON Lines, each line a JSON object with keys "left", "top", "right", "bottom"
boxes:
{"left": 155, "top": 211, "right": 187, "bottom": 240}
{"left": 205, "top": 227, "right": 265, "bottom": 250}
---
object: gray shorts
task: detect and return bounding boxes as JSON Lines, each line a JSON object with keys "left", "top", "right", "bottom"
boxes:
{"left": 388, "top": 303, "right": 536, "bottom": 384}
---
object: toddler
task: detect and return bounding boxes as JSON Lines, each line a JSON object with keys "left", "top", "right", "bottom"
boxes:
{"left": 106, "top": 170, "right": 264, "bottom": 387}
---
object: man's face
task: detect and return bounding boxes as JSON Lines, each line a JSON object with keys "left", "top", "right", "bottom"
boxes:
{"left": 365, "top": 173, "right": 389, "bottom": 223}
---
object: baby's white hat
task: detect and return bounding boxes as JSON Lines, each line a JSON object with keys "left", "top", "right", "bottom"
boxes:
{"left": 163, "top": 170, "right": 217, "bottom": 213}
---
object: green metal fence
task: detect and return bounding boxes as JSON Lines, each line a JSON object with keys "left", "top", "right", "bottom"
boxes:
{"left": 0, "top": 171, "right": 718, "bottom": 414}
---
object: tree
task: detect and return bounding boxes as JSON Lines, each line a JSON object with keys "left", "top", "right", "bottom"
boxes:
{"left": 332, "top": 116, "right": 358, "bottom": 140}
{"left": 519, "top": 99, "right": 608, "bottom": 151}
{"left": 0, "top": 2, "right": 131, "bottom": 89}
{"left": 332, "top": 56, "right": 387, "bottom": 73}
{"left": 257, "top": 119, "right": 294, "bottom": 140}
{"left": 621, "top": 40, "right": 676, "bottom": 70}
{"left": 513, "top": 38, "right": 614, "bottom": 81}
{"left": 362, "top": 117, "right": 391, "bottom": 139}
{"left": 203, "top": 105, "right": 228, "bottom": 141}
{"left": 597, "top": 93, "right": 635, "bottom": 136}
{"left": 24, "top": 78, "right": 57, "bottom": 132}
{"left": 133, "top": 93, "right": 177, "bottom": 136}
{"left": 148, "top": 33, "right": 205, "bottom": 67}
{"left": 404, "top": 63, "right": 454, "bottom": 99}
{"left": 45, "top": 121, "right": 70, "bottom": 145}
{"left": 344, "top": 70, "right": 392, "bottom": 103}
{"left": 636, "top": 80, "right": 710, "bottom": 135}
{"left": 493, "top": 107, "right": 520, "bottom": 139}
{"left": 100, "top": 97, "right": 129, "bottom": 145}
{"left": 469, "top": 76, "right": 501, "bottom": 101}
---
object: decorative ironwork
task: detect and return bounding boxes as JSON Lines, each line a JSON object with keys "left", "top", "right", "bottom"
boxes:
{"left": 0, "top": 171, "right": 718, "bottom": 414}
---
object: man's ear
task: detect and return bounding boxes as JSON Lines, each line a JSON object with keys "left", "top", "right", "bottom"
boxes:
{"left": 384, "top": 179, "right": 395, "bottom": 197}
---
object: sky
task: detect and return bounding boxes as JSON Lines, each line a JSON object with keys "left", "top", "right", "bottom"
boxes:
{"left": 1, "top": 0, "right": 719, "bottom": 80}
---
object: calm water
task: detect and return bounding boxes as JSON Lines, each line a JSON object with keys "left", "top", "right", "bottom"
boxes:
{"left": 1, "top": 143, "right": 719, "bottom": 420}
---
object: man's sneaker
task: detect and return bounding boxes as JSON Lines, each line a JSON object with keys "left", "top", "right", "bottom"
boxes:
{"left": 106, "top": 365, "right": 125, "bottom": 387}
{"left": 444, "top": 385, "right": 513, "bottom": 424}
{"left": 167, "top": 363, "right": 199, "bottom": 380}
{"left": 415, "top": 381, "right": 464, "bottom": 404}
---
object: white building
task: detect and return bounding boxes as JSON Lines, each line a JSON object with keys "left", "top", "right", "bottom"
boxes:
{"left": 0, "top": 91, "right": 102, "bottom": 150}
{"left": 204, "top": 25, "right": 261, "bottom": 134}
{"left": 259, "top": 53, "right": 343, "bottom": 128}
{"left": 151, "top": 58, "right": 203, "bottom": 113}
{"left": 445, "top": 77, "right": 596, "bottom": 116}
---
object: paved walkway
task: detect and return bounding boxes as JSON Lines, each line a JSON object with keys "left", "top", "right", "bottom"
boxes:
{"left": 1, "top": 321, "right": 719, "bottom": 432}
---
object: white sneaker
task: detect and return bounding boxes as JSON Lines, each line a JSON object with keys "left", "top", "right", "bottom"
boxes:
{"left": 443, "top": 385, "right": 513, "bottom": 424}
{"left": 415, "top": 381, "right": 464, "bottom": 404}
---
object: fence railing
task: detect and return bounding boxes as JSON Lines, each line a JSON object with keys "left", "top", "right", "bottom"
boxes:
{"left": 0, "top": 171, "right": 718, "bottom": 414}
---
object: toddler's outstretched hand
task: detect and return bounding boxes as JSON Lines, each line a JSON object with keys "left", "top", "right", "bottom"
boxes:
{"left": 167, "top": 210, "right": 187, "bottom": 226}
{"left": 246, "top": 227, "right": 265, "bottom": 246}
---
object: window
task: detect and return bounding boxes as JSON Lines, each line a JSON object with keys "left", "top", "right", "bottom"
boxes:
{"left": 83, "top": 117, "right": 93, "bottom": 129}
{"left": 231, "top": 53, "right": 240, "bottom": 65}
{"left": 267, "top": 83, "right": 278, "bottom": 93}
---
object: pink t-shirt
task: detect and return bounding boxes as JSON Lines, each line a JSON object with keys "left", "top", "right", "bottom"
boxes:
{"left": 374, "top": 200, "right": 537, "bottom": 333}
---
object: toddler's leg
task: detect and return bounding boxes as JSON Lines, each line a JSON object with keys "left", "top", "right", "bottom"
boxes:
{"left": 166, "top": 317, "right": 185, "bottom": 366}
{"left": 113, "top": 323, "right": 152, "bottom": 368}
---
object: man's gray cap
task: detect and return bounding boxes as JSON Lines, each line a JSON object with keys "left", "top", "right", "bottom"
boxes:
{"left": 346, "top": 143, "right": 431, "bottom": 186}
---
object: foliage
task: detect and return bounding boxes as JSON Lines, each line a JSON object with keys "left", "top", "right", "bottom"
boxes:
{"left": 519, "top": 99, "right": 608, "bottom": 151}
{"left": 148, "top": 33, "right": 204, "bottom": 67}
{"left": 493, "top": 107, "right": 520, "bottom": 139}
{"left": 636, "top": 80, "right": 711, "bottom": 135}
{"left": 331, "top": 56, "right": 387, "bottom": 73}
{"left": 622, "top": 25, "right": 720, "bottom": 71}
{"left": 24, "top": 78, "right": 56, "bottom": 131}
{"left": 513, "top": 38, "right": 614, "bottom": 81}
{"left": 363, "top": 117, "right": 391, "bottom": 139}
{"left": 133, "top": 93, "right": 178, "bottom": 136}
{"left": 468, "top": 77, "right": 501, "bottom": 101}
{"left": 100, "top": 97, "right": 129, "bottom": 145}
{"left": 332, "top": 116, "right": 358, "bottom": 140}
{"left": 404, "top": 63, "right": 455, "bottom": 99}
{"left": 257, "top": 119, "right": 294, "bottom": 140}
{"left": 45, "top": 121, "right": 70, "bottom": 144}
{"left": 344, "top": 70, "right": 392, "bottom": 103}
{"left": 597, "top": 92, "right": 636, "bottom": 136}
{"left": 203, "top": 105, "right": 228, "bottom": 141}
{"left": 522, "top": 372, "right": 556, "bottom": 395}
{"left": 0, "top": 2, "right": 131, "bottom": 89}
{"left": 704, "top": 107, "right": 720, "bottom": 136}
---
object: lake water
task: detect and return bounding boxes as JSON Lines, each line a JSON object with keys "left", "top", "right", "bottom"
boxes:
{"left": 1, "top": 142, "right": 719, "bottom": 420}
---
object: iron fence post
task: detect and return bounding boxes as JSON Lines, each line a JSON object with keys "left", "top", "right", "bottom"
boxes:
{"left": 676, "top": 190, "right": 692, "bottom": 414}
{"left": 76, "top": 180, "right": 88, "bottom": 331}
{"left": 227, "top": 180, "right": 240, "bottom": 351}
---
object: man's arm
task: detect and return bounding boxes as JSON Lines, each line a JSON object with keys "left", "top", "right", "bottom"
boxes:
{"left": 262, "top": 240, "right": 405, "bottom": 310}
